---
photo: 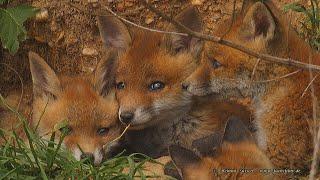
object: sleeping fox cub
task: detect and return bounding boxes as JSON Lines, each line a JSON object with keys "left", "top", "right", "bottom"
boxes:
{"left": 0, "top": 52, "right": 121, "bottom": 165}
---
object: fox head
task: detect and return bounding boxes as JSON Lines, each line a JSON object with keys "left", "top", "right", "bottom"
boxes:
{"left": 169, "top": 116, "right": 273, "bottom": 180}
{"left": 183, "top": 0, "right": 320, "bottom": 96}
{"left": 97, "top": 6, "right": 204, "bottom": 129}
{"left": 29, "top": 52, "right": 121, "bottom": 165}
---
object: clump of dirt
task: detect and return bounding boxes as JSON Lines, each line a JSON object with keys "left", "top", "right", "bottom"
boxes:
{"left": 0, "top": 0, "right": 307, "bottom": 95}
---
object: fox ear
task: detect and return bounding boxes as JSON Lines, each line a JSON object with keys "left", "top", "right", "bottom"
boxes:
{"left": 239, "top": 2, "right": 276, "bottom": 44}
{"left": 191, "top": 131, "right": 223, "bottom": 157}
{"left": 169, "top": 145, "right": 201, "bottom": 169}
{"left": 97, "top": 15, "right": 132, "bottom": 52}
{"left": 166, "top": 5, "right": 203, "bottom": 58}
{"left": 28, "top": 51, "right": 61, "bottom": 99}
{"left": 240, "top": 0, "right": 257, "bottom": 13}
{"left": 95, "top": 50, "right": 118, "bottom": 97}
{"left": 164, "top": 161, "right": 183, "bottom": 180}
{"left": 223, "top": 116, "right": 254, "bottom": 143}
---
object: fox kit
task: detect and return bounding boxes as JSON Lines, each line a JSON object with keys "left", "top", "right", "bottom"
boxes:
{"left": 0, "top": 52, "right": 121, "bottom": 165}
{"left": 183, "top": 0, "right": 318, "bottom": 171}
{"left": 97, "top": 6, "right": 257, "bottom": 158}
{"left": 169, "top": 117, "right": 274, "bottom": 180}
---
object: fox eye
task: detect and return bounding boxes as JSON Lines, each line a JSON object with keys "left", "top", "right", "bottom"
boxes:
{"left": 59, "top": 126, "right": 72, "bottom": 136}
{"left": 211, "top": 59, "right": 222, "bottom": 69}
{"left": 116, "top": 82, "right": 125, "bottom": 90}
{"left": 149, "top": 81, "right": 165, "bottom": 91}
{"left": 97, "top": 127, "right": 109, "bottom": 136}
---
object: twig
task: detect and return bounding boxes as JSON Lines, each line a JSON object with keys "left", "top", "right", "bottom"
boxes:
{"left": 0, "top": 63, "right": 24, "bottom": 112}
{"left": 222, "top": 0, "right": 237, "bottom": 38}
{"left": 101, "top": 4, "right": 187, "bottom": 36}
{"left": 250, "top": 58, "right": 260, "bottom": 81}
{"left": 68, "top": 2, "right": 143, "bottom": 17}
{"left": 103, "top": 124, "right": 131, "bottom": 150}
{"left": 309, "top": 49, "right": 320, "bottom": 180}
{"left": 68, "top": 2, "right": 187, "bottom": 37}
{"left": 253, "top": 70, "right": 301, "bottom": 83}
{"left": 301, "top": 75, "right": 319, "bottom": 98}
{"left": 309, "top": 116, "right": 320, "bottom": 179}
{"left": 139, "top": 0, "right": 320, "bottom": 72}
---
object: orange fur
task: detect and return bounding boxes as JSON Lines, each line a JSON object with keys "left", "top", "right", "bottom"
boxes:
{"left": 169, "top": 117, "right": 274, "bottom": 180}
{"left": 97, "top": 5, "right": 261, "bottom": 160}
{"left": 0, "top": 52, "right": 121, "bottom": 165}
{"left": 184, "top": 0, "right": 316, "bottom": 172}
{"left": 180, "top": 142, "right": 274, "bottom": 180}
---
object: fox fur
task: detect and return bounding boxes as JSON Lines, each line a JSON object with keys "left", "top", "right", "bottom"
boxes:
{"left": 183, "top": 0, "right": 318, "bottom": 172}
{"left": 168, "top": 116, "right": 274, "bottom": 180}
{"left": 0, "top": 52, "right": 122, "bottom": 165}
{"left": 96, "top": 5, "right": 261, "bottom": 159}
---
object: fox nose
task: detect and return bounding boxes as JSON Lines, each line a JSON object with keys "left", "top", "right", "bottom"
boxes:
{"left": 81, "top": 152, "right": 94, "bottom": 162}
{"left": 181, "top": 82, "right": 190, "bottom": 90}
{"left": 120, "top": 111, "right": 134, "bottom": 124}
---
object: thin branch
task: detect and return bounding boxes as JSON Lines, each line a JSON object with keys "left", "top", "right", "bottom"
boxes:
{"left": 301, "top": 74, "right": 319, "bottom": 98}
{"left": 68, "top": 2, "right": 187, "bottom": 37}
{"left": 68, "top": 2, "right": 143, "bottom": 17}
{"left": 250, "top": 58, "right": 260, "bottom": 81}
{"left": 253, "top": 70, "right": 301, "bottom": 83}
{"left": 222, "top": 0, "right": 237, "bottom": 38}
{"left": 309, "top": 48, "right": 320, "bottom": 180}
{"left": 101, "top": 4, "right": 187, "bottom": 36}
{"left": 139, "top": 0, "right": 320, "bottom": 72}
{"left": 103, "top": 124, "right": 131, "bottom": 150}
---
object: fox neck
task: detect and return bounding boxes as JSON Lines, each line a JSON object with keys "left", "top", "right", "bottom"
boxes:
{"left": 123, "top": 110, "right": 212, "bottom": 158}
{"left": 209, "top": 75, "right": 266, "bottom": 101}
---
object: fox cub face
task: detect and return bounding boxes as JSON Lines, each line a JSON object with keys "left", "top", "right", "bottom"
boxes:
{"left": 169, "top": 117, "right": 273, "bottom": 180}
{"left": 29, "top": 52, "right": 121, "bottom": 165}
{"left": 97, "top": 6, "right": 204, "bottom": 129}
{"left": 183, "top": 0, "right": 309, "bottom": 96}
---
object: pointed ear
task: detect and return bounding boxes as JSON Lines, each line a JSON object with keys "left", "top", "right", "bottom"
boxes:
{"left": 169, "top": 145, "right": 201, "bottom": 169}
{"left": 97, "top": 15, "right": 132, "bottom": 52}
{"left": 239, "top": 2, "right": 276, "bottom": 44}
{"left": 164, "top": 161, "right": 182, "bottom": 180}
{"left": 223, "top": 116, "right": 254, "bottom": 143}
{"left": 240, "top": 0, "right": 257, "bottom": 13}
{"left": 95, "top": 50, "right": 118, "bottom": 97}
{"left": 191, "top": 131, "right": 223, "bottom": 157}
{"left": 166, "top": 5, "right": 203, "bottom": 57}
{"left": 28, "top": 51, "right": 61, "bottom": 99}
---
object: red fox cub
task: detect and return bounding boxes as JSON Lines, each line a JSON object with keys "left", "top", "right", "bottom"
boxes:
{"left": 97, "top": 5, "right": 257, "bottom": 158}
{"left": 183, "top": 0, "right": 317, "bottom": 171}
{"left": 169, "top": 117, "right": 274, "bottom": 180}
{"left": 0, "top": 52, "right": 121, "bottom": 165}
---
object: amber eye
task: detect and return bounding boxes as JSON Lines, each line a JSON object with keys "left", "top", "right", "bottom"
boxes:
{"left": 149, "top": 81, "right": 165, "bottom": 91}
{"left": 97, "top": 127, "right": 109, "bottom": 136}
{"left": 116, "top": 82, "right": 125, "bottom": 90}
{"left": 211, "top": 59, "right": 222, "bottom": 69}
{"left": 59, "top": 126, "right": 72, "bottom": 136}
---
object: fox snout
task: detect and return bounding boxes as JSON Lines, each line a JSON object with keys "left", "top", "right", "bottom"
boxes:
{"left": 181, "top": 82, "right": 190, "bottom": 91}
{"left": 118, "top": 107, "right": 153, "bottom": 129}
{"left": 73, "top": 146, "right": 104, "bottom": 165}
{"left": 119, "top": 111, "right": 134, "bottom": 124}
{"left": 80, "top": 152, "right": 94, "bottom": 160}
{"left": 182, "top": 61, "right": 213, "bottom": 96}
{"left": 80, "top": 152, "right": 94, "bottom": 163}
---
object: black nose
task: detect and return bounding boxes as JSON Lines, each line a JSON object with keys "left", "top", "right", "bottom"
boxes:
{"left": 181, "top": 82, "right": 190, "bottom": 90}
{"left": 120, "top": 112, "right": 134, "bottom": 124}
{"left": 81, "top": 153, "right": 94, "bottom": 161}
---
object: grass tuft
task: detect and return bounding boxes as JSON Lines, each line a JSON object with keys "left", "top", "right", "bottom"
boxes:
{"left": 0, "top": 95, "right": 174, "bottom": 179}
